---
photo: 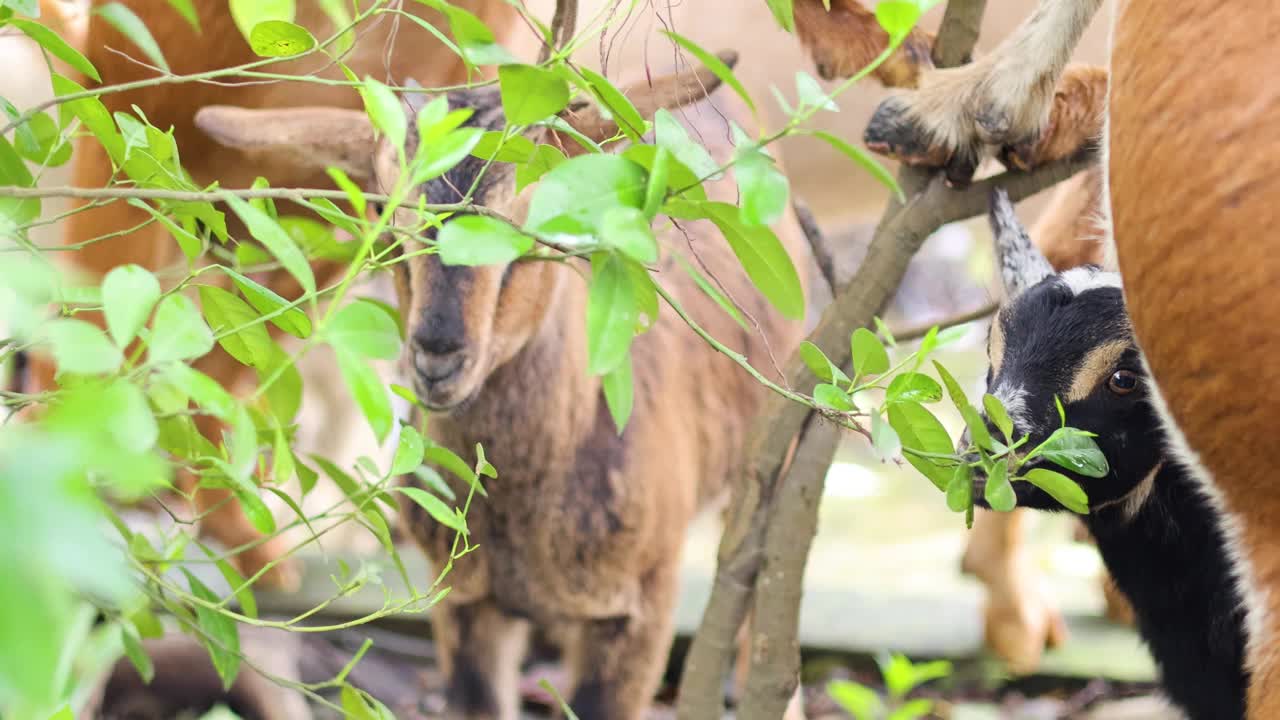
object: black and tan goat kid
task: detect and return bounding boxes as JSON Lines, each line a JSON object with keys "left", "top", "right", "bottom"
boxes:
{"left": 967, "top": 189, "right": 1248, "bottom": 720}
{"left": 192, "top": 57, "right": 812, "bottom": 720}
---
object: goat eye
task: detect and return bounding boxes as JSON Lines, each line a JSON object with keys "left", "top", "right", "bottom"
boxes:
{"left": 369, "top": 201, "right": 386, "bottom": 217}
{"left": 1108, "top": 369, "right": 1139, "bottom": 395}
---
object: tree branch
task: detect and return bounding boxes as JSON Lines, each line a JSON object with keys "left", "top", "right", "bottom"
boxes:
{"left": 538, "top": 0, "right": 579, "bottom": 64}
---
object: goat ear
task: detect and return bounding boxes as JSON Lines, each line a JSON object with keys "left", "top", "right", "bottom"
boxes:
{"left": 550, "top": 50, "right": 739, "bottom": 155}
{"left": 194, "top": 105, "right": 378, "bottom": 182}
{"left": 988, "top": 187, "right": 1053, "bottom": 296}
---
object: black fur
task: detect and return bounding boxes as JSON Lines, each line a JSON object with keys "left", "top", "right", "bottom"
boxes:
{"left": 973, "top": 272, "right": 1249, "bottom": 719}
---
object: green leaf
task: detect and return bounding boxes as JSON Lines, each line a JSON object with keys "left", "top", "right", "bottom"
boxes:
{"left": 600, "top": 206, "right": 658, "bottom": 264}
{"left": 946, "top": 464, "right": 972, "bottom": 512}
{"left": 336, "top": 347, "right": 392, "bottom": 443}
{"left": 871, "top": 412, "right": 900, "bottom": 460}
{"left": 586, "top": 253, "right": 639, "bottom": 376}
{"left": 120, "top": 624, "right": 154, "bottom": 683}
{"left": 224, "top": 195, "right": 315, "bottom": 297}
{"left": 412, "top": 125, "right": 482, "bottom": 187}
{"left": 229, "top": 0, "right": 294, "bottom": 41}
{"left": 182, "top": 569, "right": 241, "bottom": 690}
{"left": 394, "top": 486, "right": 467, "bottom": 534}
{"left": 423, "top": 445, "right": 484, "bottom": 496}
{"left": 875, "top": 0, "right": 921, "bottom": 41}
{"left": 888, "top": 699, "right": 936, "bottom": 720}
{"left": 42, "top": 319, "right": 123, "bottom": 375}
{"left": 5, "top": 107, "right": 69, "bottom": 167}
{"left": 1026, "top": 427, "right": 1110, "bottom": 478}
{"left": 360, "top": 76, "right": 406, "bottom": 152}
{"left": 51, "top": 73, "right": 124, "bottom": 163}
{"left": 809, "top": 130, "right": 904, "bottom": 202}
{"left": 102, "top": 264, "right": 161, "bottom": 347}
{"left": 0, "top": 135, "right": 38, "bottom": 226}
{"left": 826, "top": 679, "right": 883, "bottom": 720}
{"left": 166, "top": 0, "right": 200, "bottom": 30}
{"left": 984, "top": 459, "right": 1016, "bottom": 512}
{"left": 221, "top": 267, "right": 311, "bottom": 338}
{"left": 148, "top": 294, "right": 214, "bottom": 365}
{"left": 701, "top": 202, "right": 805, "bottom": 320}
{"left": 525, "top": 154, "right": 647, "bottom": 241}
{"left": 576, "top": 66, "right": 647, "bottom": 141}
{"left": 199, "top": 285, "right": 275, "bottom": 368}
{"left": 624, "top": 143, "right": 708, "bottom": 203}
{"left": 412, "top": 0, "right": 515, "bottom": 66}
{"left": 642, "top": 147, "right": 670, "bottom": 220}
{"left": 9, "top": 17, "right": 100, "bottom": 81}
{"left": 983, "top": 393, "right": 1014, "bottom": 441}
{"left": 328, "top": 298, "right": 402, "bottom": 361}
{"left": 799, "top": 341, "right": 849, "bottom": 385}
{"left": 103, "top": 378, "right": 159, "bottom": 453}
{"left": 601, "top": 354, "right": 633, "bottom": 433}
{"left": 795, "top": 71, "right": 837, "bottom": 112}
{"left": 200, "top": 544, "right": 258, "bottom": 619}
{"left": 734, "top": 145, "right": 790, "bottom": 226}
{"left": 248, "top": 20, "right": 315, "bottom": 57}
{"left": 887, "top": 400, "right": 954, "bottom": 491}
{"left": 499, "top": 63, "right": 570, "bottom": 124}
{"left": 764, "top": 0, "right": 795, "bottom": 32}
{"left": 515, "top": 143, "right": 567, "bottom": 193}
{"left": 391, "top": 425, "right": 426, "bottom": 475}
{"left": 880, "top": 653, "right": 917, "bottom": 699}
{"left": 661, "top": 30, "right": 756, "bottom": 115}
{"left": 471, "top": 131, "right": 535, "bottom": 163}
{"left": 885, "top": 372, "right": 942, "bottom": 404}
{"left": 851, "top": 327, "right": 890, "bottom": 377}
{"left": 814, "top": 383, "right": 853, "bottom": 412}
{"left": 655, "top": 108, "right": 719, "bottom": 179}
{"left": 437, "top": 215, "right": 534, "bottom": 266}
{"left": 93, "top": 2, "right": 170, "bottom": 71}
{"left": 1023, "top": 467, "right": 1090, "bottom": 514}
{"left": 874, "top": 316, "right": 898, "bottom": 347}
{"left": 932, "top": 360, "right": 971, "bottom": 414}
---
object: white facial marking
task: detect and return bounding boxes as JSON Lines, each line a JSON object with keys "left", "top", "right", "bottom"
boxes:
{"left": 994, "top": 383, "right": 1031, "bottom": 428}
{"left": 1059, "top": 267, "right": 1123, "bottom": 296}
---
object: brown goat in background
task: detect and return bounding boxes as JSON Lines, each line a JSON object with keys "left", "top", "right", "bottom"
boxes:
{"left": 194, "top": 54, "right": 813, "bottom": 718}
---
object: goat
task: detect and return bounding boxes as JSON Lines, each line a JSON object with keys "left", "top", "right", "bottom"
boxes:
{"left": 794, "top": 0, "right": 1280, "bottom": 713}
{"left": 31, "top": 0, "right": 527, "bottom": 588}
{"left": 191, "top": 54, "right": 813, "bottom": 719}
{"left": 967, "top": 187, "right": 1248, "bottom": 719}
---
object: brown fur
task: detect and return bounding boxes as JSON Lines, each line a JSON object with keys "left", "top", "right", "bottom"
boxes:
{"left": 33, "top": 0, "right": 521, "bottom": 588}
{"left": 1108, "top": 1, "right": 1280, "bottom": 715}
{"left": 792, "top": 0, "right": 935, "bottom": 86}
{"left": 194, "top": 60, "right": 813, "bottom": 719}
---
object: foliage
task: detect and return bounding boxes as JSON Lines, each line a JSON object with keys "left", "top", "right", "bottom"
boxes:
{"left": 0, "top": 0, "right": 1096, "bottom": 716}
{"left": 827, "top": 653, "right": 953, "bottom": 720}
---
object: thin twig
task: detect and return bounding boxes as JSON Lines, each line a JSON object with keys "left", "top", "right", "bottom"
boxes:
{"left": 892, "top": 300, "right": 998, "bottom": 342}
{"left": 792, "top": 197, "right": 838, "bottom": 296}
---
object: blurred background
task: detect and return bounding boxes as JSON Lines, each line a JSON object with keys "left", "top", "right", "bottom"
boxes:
{"left": 2, "top": 1, "right": 1166, "bottom": 718}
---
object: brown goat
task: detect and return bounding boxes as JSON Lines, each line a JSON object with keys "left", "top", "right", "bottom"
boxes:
{"left": 806, "top": 0, "right": 1280, "bottom": 714}
{"left": 33, "top": 0, "right": 525, "bottom": 588}
{"left": 193, "top": 57, "right": 813, "bottom": 719}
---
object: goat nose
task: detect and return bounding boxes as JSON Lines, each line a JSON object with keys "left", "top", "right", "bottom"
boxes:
{"left": 413, "top": 332, "right": 464, "bottom": 357}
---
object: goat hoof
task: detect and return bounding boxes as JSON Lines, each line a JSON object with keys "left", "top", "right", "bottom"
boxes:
{"left": 864, "top": 96, "right": 952, "bottom": 167}
{"left": 975, "top": 106, "right": 1015, "bottom": 146}
{"left": 983, "top": 591, "right": 1070, "bottom": 674}
{"left": 235, "top": 544, "right": 302, "bottom": 593}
